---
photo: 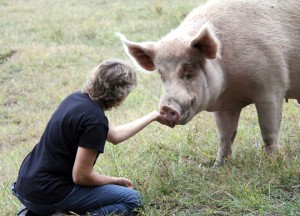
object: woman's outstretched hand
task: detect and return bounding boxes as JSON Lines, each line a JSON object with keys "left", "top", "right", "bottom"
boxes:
{"left": 152, "top": 110, "right": 176, "bottom": 128}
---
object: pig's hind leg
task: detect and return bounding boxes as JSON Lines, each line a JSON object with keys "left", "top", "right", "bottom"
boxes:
{"left": 213, "top": 110, "right": 241, "bottom": 166}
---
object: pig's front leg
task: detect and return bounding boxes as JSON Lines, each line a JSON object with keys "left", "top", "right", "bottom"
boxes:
{"left": 213, "top": 110, "right": 241, "bottom": 166}
{"left": 255, "top": 98, "right": 283, "bottom": 155}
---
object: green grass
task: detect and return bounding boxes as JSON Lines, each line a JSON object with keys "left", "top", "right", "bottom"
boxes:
{"left": 1, "top": 0, "right": 300, "bottom": 215}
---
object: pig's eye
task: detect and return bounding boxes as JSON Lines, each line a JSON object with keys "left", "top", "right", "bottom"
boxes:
{"left": 184, "top": 72, "right": 192, "bottom": 80}
{"left": 180, "top": 66, "right": 193, "bottom": 80}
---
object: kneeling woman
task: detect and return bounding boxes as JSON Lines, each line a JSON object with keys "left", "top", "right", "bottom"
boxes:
{"left": 14, "top": 60, "right": 170, "bottom": 215}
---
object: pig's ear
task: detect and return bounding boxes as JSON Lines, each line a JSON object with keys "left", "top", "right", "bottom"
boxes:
{"left": 116, "top": 33, "right": 156, "bottom": 71}
{"left": 189, "top": 23, "right": 221, "bottom": 59}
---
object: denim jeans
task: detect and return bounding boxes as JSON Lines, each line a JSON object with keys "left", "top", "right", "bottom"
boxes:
{"left": 16, "top": 184, "right": 142, "bottom": 215}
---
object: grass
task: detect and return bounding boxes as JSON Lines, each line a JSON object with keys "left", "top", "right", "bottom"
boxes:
{"left": 1, "top": 0, "right": 300, "bottom": 215}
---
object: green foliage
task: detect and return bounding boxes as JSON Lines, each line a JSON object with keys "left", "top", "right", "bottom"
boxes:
{"left": 1, "top": 0, "right": 300, "bottom": 215}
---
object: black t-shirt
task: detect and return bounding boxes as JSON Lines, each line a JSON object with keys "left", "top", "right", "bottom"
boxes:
{"left": 16, "top": 91, "right": 109, "bottom": 204}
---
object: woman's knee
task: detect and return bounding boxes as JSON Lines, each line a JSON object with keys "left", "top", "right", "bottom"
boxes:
{"left": 126, "top": 189, "right": 142, "bottom": 210}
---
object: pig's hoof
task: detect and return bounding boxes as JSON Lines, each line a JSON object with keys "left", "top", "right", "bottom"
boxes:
{"left": 213, "top": 160, "right": 223, "bottom": 167}
{"left": 264, "top": 144, "right": 280, "bottom": 155}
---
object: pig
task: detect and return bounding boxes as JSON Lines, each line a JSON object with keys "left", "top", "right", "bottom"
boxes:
{"left": 118, "top": 0, "right": 300, "bottom": 166}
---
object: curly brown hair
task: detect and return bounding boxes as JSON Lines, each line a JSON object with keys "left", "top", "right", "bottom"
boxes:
{"left": 82, "top": 60, "right": 137, "bottom": 110}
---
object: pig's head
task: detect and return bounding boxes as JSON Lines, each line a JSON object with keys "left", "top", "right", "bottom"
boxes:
{"left": 118, "top": 22, "right": 223, "bottom": 125}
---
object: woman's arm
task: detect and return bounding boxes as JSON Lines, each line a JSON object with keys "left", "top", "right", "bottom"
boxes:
{"left": 107, "top": 110, "right": 172, "bottom": 145}
{"left": 72, "top": 146, "right": 133, "bottom": 187}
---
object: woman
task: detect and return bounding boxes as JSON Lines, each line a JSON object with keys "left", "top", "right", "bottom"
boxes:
{"left": 13, "top": 60, "right": 171, "bottom": 215}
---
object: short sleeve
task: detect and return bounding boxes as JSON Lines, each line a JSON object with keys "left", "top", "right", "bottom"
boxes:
{"left": 78, "top": 123, "right": 108, "bottom": 153}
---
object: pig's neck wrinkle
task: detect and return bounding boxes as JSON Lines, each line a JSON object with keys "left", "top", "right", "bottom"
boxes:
{"left": 203, "top": 59, "right": 227, "bottom": 108}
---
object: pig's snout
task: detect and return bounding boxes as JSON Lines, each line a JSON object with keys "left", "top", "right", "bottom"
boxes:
{"left": 160, "top": 104, "right": 180, "bottom": 125}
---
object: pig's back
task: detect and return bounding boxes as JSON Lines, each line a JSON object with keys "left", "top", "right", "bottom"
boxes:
{"left": 196, "top": 0, "right": 300, "bottom": 52}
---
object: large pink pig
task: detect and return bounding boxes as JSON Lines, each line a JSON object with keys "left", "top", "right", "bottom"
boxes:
{"left": 118, "top": 0, "right": 300, "bottom": 166}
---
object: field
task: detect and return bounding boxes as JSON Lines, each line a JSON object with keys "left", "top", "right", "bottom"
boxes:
{"left": 1, "top": 0, "right": 300, "bottom": 215}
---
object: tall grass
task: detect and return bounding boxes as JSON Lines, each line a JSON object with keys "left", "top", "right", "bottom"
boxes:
{"left": 1, "top": 0, "right": 299, "bottom": 215}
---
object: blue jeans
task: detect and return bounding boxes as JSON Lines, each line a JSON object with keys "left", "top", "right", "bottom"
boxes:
{"left": 16, "top": 184, "right": 142, "bottom": 215}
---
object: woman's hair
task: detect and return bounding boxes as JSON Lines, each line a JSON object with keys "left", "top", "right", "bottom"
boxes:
{"left": 82, "top": 60, "right": 137, "bottom": 110}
